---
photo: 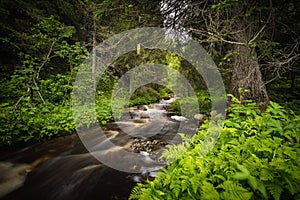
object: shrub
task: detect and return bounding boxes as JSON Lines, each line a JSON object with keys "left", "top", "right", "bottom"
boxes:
{"left": 0, "top": 103, "right": 75, "bottom": 146}
{"left": 129, "top": 87, "right": 162, "bottom": 106}
{"left": 129, "top": 100, "right": 300, "bottom": 200}
{"left": 168, "top": 90, "right": 211, "bottom": 117}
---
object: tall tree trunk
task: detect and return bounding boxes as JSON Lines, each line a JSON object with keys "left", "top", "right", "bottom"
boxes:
{"left": 230, "top": 18, "right": 269, "bottom": 106}
{"left": 230, "top": 44, "right": 269, "bottom": 105}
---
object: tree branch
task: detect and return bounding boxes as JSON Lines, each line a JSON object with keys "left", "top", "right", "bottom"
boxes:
{"left": 33, "top": 78, "right": 46, "bottom": 104}
{"left": 190, "top": 28, "right": 246, "bottom": 45}
{"left": 248, "top": 24, "right": 266, "bottom": 43}
{"left": 36, "top": 41, "right": 55, "bottom": 80}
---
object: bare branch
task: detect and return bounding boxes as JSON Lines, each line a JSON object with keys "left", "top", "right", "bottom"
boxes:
{"left": 249, "top": 24, "right": 266, "bottom": 43}
{"left": 33, "top": 78, "right": 46, "bottom": 104}
{"left": 36, "top": 41, "right": 55, "bottom": 80}
{"left": 190, "top": 28, "right": 246, "bottom": 45}
{"left": 14, "top": 95, "right": 24, "bottom": 108}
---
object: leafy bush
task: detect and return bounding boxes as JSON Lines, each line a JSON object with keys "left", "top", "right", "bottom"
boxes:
{"left": 0, "top": 103, "right": 75, "bottom": 146}
{"left": 159, "top": 87, "right": 172, "bottom": 99}
{"left": 95, "top": 95, "right": 113, "bottom": 125}
{"left": 282, "top": 100, "right": 300, "bottom": 115}
{"left": 129, "top": 87, "right": 162, "bottom": 106}
{"left": 129, "top": 100, "right": 300, "bottom": 200}
{"left": 168, "top": 90, "right": 211, "bottom": 116}
{"left": 0, "top": 16, "right": 88, "bottom": 146}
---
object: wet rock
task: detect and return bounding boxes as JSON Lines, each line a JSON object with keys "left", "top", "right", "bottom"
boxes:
{"left": 130, "top": 138, "right": 167, "bottom": 153}
{"left": 209, "top": 110, "right": 224, "bottom": 119}
{"left": 130, "top": 110, "right": 150, "bottom": 119}
{"left": 151, "top": 139, "right": 160, "bottom": 145}
{"left": 210, "top": 110, "right": 217, "bottom": 117}
{"left": 194, "top": 113, "right": 205, "bottom": 121}
{"left": 137, "top": 105, "right": 149, "bottom": 111}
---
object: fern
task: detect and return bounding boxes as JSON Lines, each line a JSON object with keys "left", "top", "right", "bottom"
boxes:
{"left": 265, "top": 182, "right": 283, "bottom": 200}
{"left": 129, "top": 101, "right": 300, "bottom": 200}
{"left": 218, "top": 180, "right": 253, "bottom": 200}
{"left": 129, "top": 183, "right": 145, "bottom": 200}
{"left": 200, "top": 181, "right": 220, "bottom": 200}
{"left": 160, "top": 133, "right": 193, "bottom": 164}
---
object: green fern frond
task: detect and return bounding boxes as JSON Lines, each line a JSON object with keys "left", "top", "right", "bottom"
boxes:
{"left": 200, "top": 181, "right": 220, "bottom": 200}
{"left": 265, "top": 182, "right": 283, "bottom": 200}
{"left": 219, "top": 180, "right": 253, "bottom": 200}
{"left": 129, "top": 102, "right": 300, "bottom": 200}
{"left": 160, "top": 134, "right": 192, "bottom": 164}
{"left": 129, "top": 183, "right": 145, "bottom": 200}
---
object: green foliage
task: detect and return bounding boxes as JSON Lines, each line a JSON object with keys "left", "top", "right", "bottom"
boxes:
{"left": 160, "top": 133, "right": 193, "bottom": 165}
{"left": 168, "top": 90, "right": 211, "bottom": 116}
{"left": 158, "top": 87, "right": 172, "bottom": 100}
{"left": 0, "top": 13, "right": 171, "bottom": 146}
{"left": 282, "top": 100, "right": 300, "bottom": 115}
{"left": 95, "top": 93, "right": 113, "bottom": 125}
{"left": 0, "top": 103, "right": 75, "bottom": 145}
{"left": 129, "top": 100, "right": 300, "bottom": 199}
{"left": 0, "top": 16, "right": 88, "bottom": 146}
{"left": 129, "top": 87, "right": 162, "bottom": 106}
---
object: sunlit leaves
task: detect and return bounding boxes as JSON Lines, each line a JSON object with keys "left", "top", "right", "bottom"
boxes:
{"left": 130, "top": 100, "right": 300, "bottom": 199}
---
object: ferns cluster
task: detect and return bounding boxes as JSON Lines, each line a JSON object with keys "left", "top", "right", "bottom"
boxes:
{"left": 129, "top": 101, "right": 300, "bottom": 200}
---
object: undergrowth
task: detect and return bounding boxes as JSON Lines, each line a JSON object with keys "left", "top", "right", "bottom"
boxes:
{"left": 129, "top": 98, "right": 300, "bottom": 200}
{"left": 168, "top": 90, "right": 212, "bottom": 116}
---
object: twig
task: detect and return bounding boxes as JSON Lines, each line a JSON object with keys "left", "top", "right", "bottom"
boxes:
{"left": 14, "top": 95, "right": 24, "bottom": 108}
{"left": 36, "top": 41, "right": 55, "bottom": 80}
{"left": 190, "top": 28, "right": 246, "bottom": 45}
{"left": 14, "top": 82, "right": 33, "bottom": 108}
{"left": 32, "top": 78, "right": 46, "bottom": 104}
{"left": 248, "top": 24, "right": 266, "bottom": 43}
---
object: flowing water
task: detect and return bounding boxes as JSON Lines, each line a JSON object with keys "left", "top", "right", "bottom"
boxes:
{"left": 0, "top": 98, "right": 198, "bottom": 200}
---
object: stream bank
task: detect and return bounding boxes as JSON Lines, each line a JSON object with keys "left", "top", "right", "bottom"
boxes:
{"left": 0, "top": 98, "right": 199, "bottom": 200}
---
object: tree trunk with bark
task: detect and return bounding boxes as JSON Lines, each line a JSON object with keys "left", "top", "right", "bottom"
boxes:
{"left": 230, "top": 13, "right": 269, "bottom": 106}
{"left": 230, "top": 44, "right": 269, "bottom": 105}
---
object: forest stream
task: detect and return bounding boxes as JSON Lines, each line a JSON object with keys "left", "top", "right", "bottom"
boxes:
{"left": 0, "top": 98, "right": 198, "bottom": 200}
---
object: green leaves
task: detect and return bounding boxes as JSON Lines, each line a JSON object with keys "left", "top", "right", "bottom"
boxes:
{"left": 234, "top": 164, "right": 249, "bottom": 178}
{"left": 233, "top": 172, "right": 249, "bottom": 180}
{"left": 130, "top": 100, "right": 300, "bottom": 199}
{"left": 0, "top": 103, "right": 76, "bottom": 145}
{"left": 224, "top": 121, "right": 241, "bottom": 129}
{"left": 200, "top": 181, "right": 220, "bottom": 200}
{"left": 218, "top": 181, "right": 253, "bottom": 200}
{"left": 0, "top": 14, "right": 91, "bottom": 146}
{"left": 233, "top": 164, "right": 267, "bottom": 198}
